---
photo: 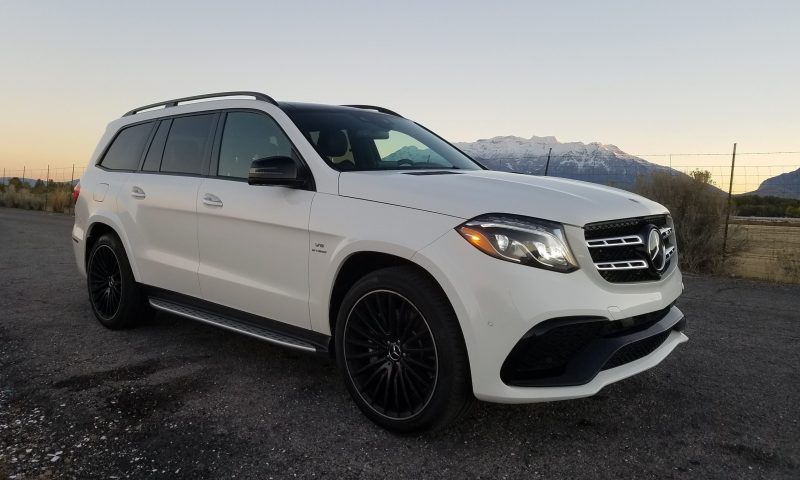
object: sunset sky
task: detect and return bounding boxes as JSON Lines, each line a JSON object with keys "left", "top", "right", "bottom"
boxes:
{"left": 1, "top": 0, "right": 798, "bottom": 178}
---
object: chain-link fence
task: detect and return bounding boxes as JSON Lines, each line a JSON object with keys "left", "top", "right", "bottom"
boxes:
{"left": 638, "top": 154, "right": 799, "bottom": 284}
{"left": 1, "top": 151, "right": 799, "bottom": 283}
{"left": 0, "top": 165, "right": 85, "bottom": 214}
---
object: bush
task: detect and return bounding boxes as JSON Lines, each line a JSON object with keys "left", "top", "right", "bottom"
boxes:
{"left": 635, "top": 170, "right": 742, "bottom": 273}
{"left": 0, "top": 185, "right": 73, "bottom": 213}
{"left": 735, "top": 195, "right": 800, "bottom": 218}
{"left": 47, "top": 190, "right": 71, "bottom": 213}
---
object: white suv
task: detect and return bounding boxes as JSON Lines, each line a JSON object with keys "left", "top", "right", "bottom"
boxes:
{"left": 73, "top": 92, "right": 687, "bottom": 432}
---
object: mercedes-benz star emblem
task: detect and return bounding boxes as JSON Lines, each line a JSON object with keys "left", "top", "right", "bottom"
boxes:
{"left": 646, "top": 226, "right": 666, "bottom": 272}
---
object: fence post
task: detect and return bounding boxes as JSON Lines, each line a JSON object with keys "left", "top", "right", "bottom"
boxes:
{"left": 44, "top": 165, "right": 50, "bottom": 212}
{"left": 544, "top": 147, "right": 552, "bottom": 176}
{"left": 722, "top": 143, "right": 737, "bottom": 256}
{"left": 69, "top": 164, "right": 75, "bottom": 215}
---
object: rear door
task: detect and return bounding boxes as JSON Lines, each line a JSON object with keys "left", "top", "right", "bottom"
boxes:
{"left": 196, "top": 110, "right": 315, "bottom": 328}
{"left": 118, "top": 112, "right": 219, "bottom": 298}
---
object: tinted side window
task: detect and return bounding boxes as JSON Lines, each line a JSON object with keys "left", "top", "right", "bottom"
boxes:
{"left": 218, "top": 112, "right": 294, "bottom": 179}
{"left": 142, "top": 120, "right": 171, "bottom": 172}
{"left": 161, "top": 114, "right": 216, "bottom": 175}
{"left": 100, "top": 122, "right": 153, "bottom": 170}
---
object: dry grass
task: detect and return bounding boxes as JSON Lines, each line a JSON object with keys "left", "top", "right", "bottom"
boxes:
{"left": 0, "top": 186, "right": 72, "bottom": 213}
{"left": 725, "top": 223, "right": 800, "bottom": 284}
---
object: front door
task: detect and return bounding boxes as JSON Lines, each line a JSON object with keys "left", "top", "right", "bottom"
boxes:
{"left": 196, "top": 111, "right": 315, "bottom": 329}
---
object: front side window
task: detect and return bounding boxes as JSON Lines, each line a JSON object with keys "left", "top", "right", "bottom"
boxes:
{"left": 286, "top": 109, "right": 481, "bottom": 172}
{"left": 160, "top": 114, "right": 216, "bottom": 175}
{"left": 100, "top": 122, "right": 153, "bottom": 170}
{"left": 218, "top": 112, "right": 294, "bottom": 179}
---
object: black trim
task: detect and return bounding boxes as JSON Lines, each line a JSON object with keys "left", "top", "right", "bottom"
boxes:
{"left": 142, "top": 285, "right": 331, "bottom": 354}
{"left": 208, "top": 112, "right": 226, "bottom": 177}
{"left": 123, "top": 91, "right": 279, "bottom": 117}
{"left": 202, "top": 112, "right": 222, "bottom": 177}
{"left": 341, "top": 104, "right": 404, "bottom": 118}
{"left": 501, "top": 305, "right": 685, "bottom": 387}
{"left": 139, "top": 119, "right": 172, "bottom": 172}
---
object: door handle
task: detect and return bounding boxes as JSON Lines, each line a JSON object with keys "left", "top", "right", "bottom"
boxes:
{"left": 202, "top": 193, "right": 223, "bottom": 207}
{"left": 131, "top": 186, "right": 146, "bottom": 199}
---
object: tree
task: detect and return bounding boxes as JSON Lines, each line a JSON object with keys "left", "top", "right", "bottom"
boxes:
{"left": 32, "top": 179, "right": 45, "bottom": 193}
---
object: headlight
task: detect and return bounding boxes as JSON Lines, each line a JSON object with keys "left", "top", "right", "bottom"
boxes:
{"left": 456, "top": 214, "right": 579, "bottom": 273}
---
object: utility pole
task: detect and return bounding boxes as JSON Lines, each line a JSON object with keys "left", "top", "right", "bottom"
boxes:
{"left": 544, "top": 147, "right": 552, "bottom": 176}
{"left": 22, "top": 166, "right": 25, "bottom": 186}
{"left": 44, "top": 165, "right": 50, "bottom": 211}
{"left": 722, "top": 143, "right": 737, "bottom": 256}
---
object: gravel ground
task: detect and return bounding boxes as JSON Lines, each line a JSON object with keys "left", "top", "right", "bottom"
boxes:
{"left": 0, "top": 207, "right": 798, "bottom": 479}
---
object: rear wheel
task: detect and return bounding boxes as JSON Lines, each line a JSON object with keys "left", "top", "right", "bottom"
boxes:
{"left": 335, "top": 266, "right": 474, "bottom": 432}
{"left": 86, "top": 233, "right": 152, "bottom": 329}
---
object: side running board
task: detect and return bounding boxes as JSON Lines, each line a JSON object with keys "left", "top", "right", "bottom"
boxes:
{"left": 148, "top": 298, "right": 319, "bottom": 353}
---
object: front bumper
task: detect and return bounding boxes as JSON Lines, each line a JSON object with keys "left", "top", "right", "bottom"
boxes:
{"left": 500, "top": 304, "right": 685, "bottom": 387}
{"left": 411, "top": 227, "right": 686, "bottom": 404}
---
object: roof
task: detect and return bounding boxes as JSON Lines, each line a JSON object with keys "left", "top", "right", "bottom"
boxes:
{"left": 122, "top": 92, "right": 403, "bottom": 119}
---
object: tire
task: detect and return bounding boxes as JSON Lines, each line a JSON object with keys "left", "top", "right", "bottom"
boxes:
{"left": 335, "top": 266, "right": 474, "bottom": 433}
{"left": 86, "top": 233, "right": 152, "bottom": 329}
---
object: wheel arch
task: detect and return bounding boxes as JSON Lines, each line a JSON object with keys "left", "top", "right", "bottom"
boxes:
{"left": 327, "top": 251, "right": 461, "bottom": 346}
{"left": 84, "top": 216, "right": 141, "bottom": 281}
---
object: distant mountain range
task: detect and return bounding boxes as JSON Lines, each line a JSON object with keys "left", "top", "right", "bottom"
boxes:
{"left": 746, "top": 167, "right": 800, "bottom": 199}
{"left": 453, "top": 135, "right": 678, "bottom": 191}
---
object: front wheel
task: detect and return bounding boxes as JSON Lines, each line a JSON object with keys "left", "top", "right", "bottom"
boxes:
{"left": 335, "top": 266, "right": 474, "bottom": 432}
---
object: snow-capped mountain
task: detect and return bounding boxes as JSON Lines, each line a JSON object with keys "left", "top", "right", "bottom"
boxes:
{"left": 453, "top": 135, "right": 674, "bottom": 191}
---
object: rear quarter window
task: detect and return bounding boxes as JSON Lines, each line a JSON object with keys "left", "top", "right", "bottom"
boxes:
{"left": 99, "top": 122, "right": 154, "bottom": 170}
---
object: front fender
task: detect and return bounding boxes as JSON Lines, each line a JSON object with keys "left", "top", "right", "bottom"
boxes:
{"left": 307, "top": 193, "right": 462, "bottom": 334}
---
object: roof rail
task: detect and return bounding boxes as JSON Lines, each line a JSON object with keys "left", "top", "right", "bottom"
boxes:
{"left": 342, "top": 104, "right": 404, "bottom": 118}
{"left": 123, "top": 91, "right": 279, "bottom": 117}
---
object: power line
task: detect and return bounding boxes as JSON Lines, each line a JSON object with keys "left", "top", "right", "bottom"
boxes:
{"left": 632, "top": 151, "right": 800, "bottom": 157}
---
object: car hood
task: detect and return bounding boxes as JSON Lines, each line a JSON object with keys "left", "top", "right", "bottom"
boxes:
{"left": 338, "top": 170, "right": 668, "bottom": 226}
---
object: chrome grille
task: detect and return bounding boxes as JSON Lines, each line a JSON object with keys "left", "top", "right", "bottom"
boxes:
{"left": 583, "top": 215, "right": 674, "bottom": 283}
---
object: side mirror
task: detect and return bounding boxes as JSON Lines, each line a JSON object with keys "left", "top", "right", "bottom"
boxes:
{"left": 248, "top": 156, "right": 307, "bottom": 187}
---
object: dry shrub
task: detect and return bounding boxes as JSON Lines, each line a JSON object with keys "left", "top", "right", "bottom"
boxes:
{"left": 0, "top": 186, "right": 45, "bottom": 210}
{"left": 47, "top": 190, "right": 72, "bottom": 213}
{"left": 0, "top": 186, "right": 72, "bottom": 213}
{"left": 635, "top": 170, "right": 742, "bottom": 273}
{"left": 778, "top": 251, "right": 800, "bottom": 282}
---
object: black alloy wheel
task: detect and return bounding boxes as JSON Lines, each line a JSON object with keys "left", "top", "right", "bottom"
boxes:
{"left": 86, "top": 233, "right": 152, "bottom": 329}
{"left": 343, "top": 290, "right": 439, "bottom": 420}
{"left": 88, "top": 244, "right": 123, "bottom": 320}
{"left": 335, "top": 266, "right": 474, "bottom": 432}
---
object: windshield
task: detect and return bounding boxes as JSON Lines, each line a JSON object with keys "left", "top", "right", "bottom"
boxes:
{"left": 285, "top": 109, "right": 482, "bottom": 172}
